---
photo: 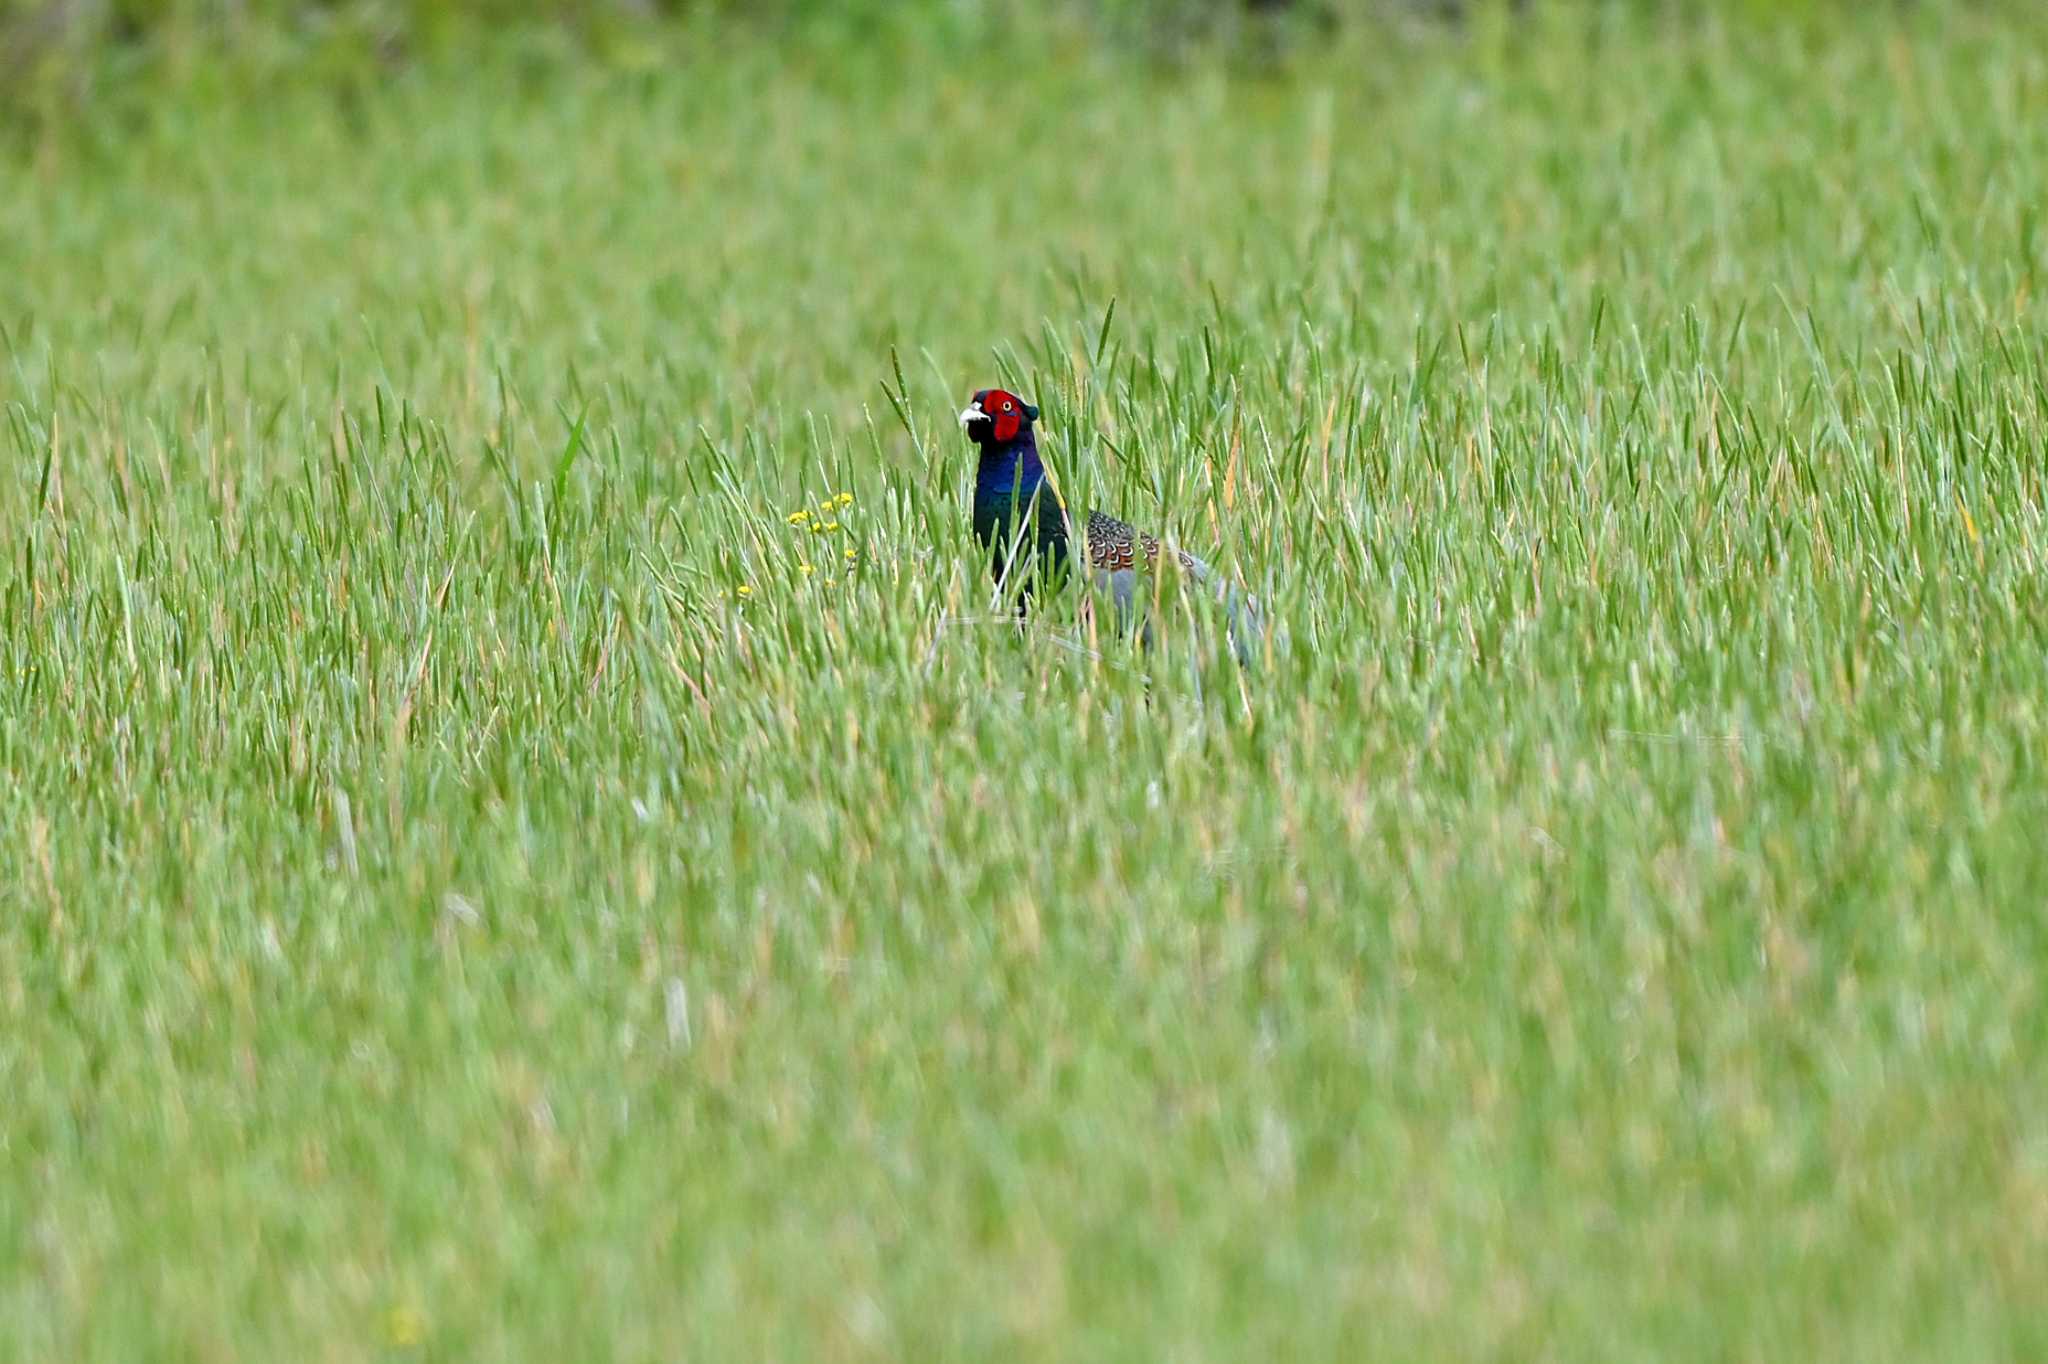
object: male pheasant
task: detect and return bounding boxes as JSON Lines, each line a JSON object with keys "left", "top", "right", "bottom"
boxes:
{"left": 960, "top": 387, "right": 1261, "bottom": 663}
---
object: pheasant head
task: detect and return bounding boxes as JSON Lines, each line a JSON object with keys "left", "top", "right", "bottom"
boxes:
{"left": 959, "top": 389, "right": 1039, "bottom": 448}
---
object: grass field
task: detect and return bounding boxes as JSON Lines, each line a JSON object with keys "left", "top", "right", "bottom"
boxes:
{"left": 5, "top": 5, "right": 2048, "bottom": 1358}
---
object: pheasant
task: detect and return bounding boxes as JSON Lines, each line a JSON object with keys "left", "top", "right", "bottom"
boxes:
{"left": 959, "top": 387, "right": 1262, "bottom": 663}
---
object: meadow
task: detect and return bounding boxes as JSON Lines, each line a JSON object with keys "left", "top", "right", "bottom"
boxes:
{"left": 4, "top": 4, "right": 2048, "bottom": 1357}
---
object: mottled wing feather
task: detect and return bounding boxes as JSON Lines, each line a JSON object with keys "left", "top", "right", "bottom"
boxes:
{"left": 1082, "top": 509, "right": 1137, "bottom": 571}
{"left": 1084, "top": 509, "right": 1198, "bottom": 575}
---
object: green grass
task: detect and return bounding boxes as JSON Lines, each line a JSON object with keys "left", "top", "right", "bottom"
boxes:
{"left": 6, "top": 6, "right": 2048, "bottom": 1358}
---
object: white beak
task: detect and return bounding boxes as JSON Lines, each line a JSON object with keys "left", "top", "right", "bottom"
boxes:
{"left": 959, "top": 403, "right": 989, "bottom": 428}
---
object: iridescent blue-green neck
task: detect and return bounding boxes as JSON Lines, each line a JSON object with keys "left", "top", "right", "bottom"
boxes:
{"left": 973, "top": 434, "right": 1068, "bottom": 587}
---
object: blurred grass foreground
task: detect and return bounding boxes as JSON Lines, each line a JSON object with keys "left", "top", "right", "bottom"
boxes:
{"left": 6, "top": 0, "right": 2048, "bottom": 1359}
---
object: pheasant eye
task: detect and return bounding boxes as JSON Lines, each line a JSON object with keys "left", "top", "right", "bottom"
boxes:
{"left": 1002, "top": 401, "right": 1014, "bottom": 412}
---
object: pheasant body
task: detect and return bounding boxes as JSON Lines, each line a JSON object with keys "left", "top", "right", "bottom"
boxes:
{"left": 962, "top": 388, "right": 1262, "bottom": 663}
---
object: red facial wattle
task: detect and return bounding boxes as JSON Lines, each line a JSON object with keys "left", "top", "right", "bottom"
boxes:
{"left": 988, "top": 391, "right": 1022, "bottom": 443}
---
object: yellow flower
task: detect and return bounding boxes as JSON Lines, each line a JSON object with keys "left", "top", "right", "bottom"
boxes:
{"left": 843, "top": 548, "right": 857, "bottom": 561}
{"left": 825, "top": 578, "right": 839, "bottom": 587}
{"left": 736, "top": 584, "right": 753, "bottom": 598}
{"left": 786, "top": 510, "right": 810, "bottom": 526}
{"left": 799, "top": 563, "right": 814, "bottom": 576}
{"left": 822, "top": 521, "right": 841, "bottom": 532}
{"left": 381, "top": 1305, "right": 427, "bottom": 1349}
{"left": 810, "top": 521, "right": 828, "bottom": 534}
{"left": 836, "top": 492, "right": 855, "bottom": 507}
